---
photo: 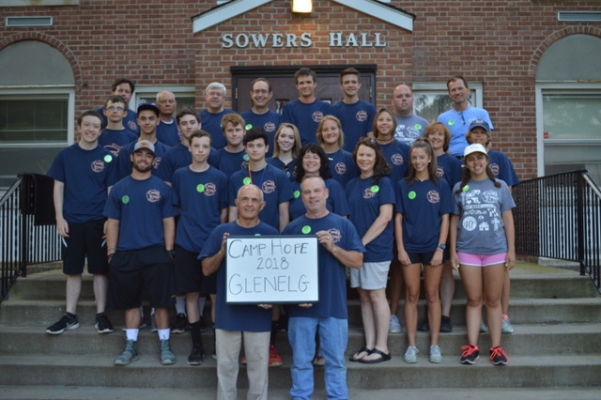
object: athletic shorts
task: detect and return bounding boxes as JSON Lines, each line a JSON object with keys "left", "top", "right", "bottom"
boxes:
{"left": 350, "top": 261, "right": 391, "bottom": 290}
{"left": 407, "top": 250, "right": 444, "bottom": 266}
{"left": 201, "top": 263, "right": 217, "bottom": 296}
{"left": 62, "top": 219, "right": 108, "bottom": 275}
{"left": 107, "top": 245, "right": 176, "bottom": 310}
{"left": 457, "top": 252, "right": 507, "bottom": 267}
{"left": 173, "top": 244, "right": 203, "bottom": 294}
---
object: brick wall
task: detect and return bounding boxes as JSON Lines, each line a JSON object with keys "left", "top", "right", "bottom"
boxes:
{"left": 1, "top": 0, "right": 600, "bottom": 179}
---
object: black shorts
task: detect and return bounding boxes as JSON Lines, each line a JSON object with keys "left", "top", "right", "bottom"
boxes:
{"left": 107, "top": 245, "right": 176, "bottom": 310}
{"left": 407, "top": 250, "right": 446, "bottom": 266}
{"left": 201, "top": 264, "right": 217, "bottom": 296}
{"left": 173, "top": 245, "right": 203, "bottom": 294}
{"left": 62, "top": 219, "right": 108, "bottom": 275}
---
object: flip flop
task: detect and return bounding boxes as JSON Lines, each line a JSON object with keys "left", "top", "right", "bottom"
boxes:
{"left": 349, "top": 347, "right": 372, "bottom": 362}
{"left": 359, "top": 348, "right": 391, "bottom": 364}
{"left": 312, "top": 355, "right": 325, "bottom": 367}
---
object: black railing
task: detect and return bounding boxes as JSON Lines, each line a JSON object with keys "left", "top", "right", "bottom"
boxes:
{"left": 0, "top": 173, "right": 61, "bottom": 303}
{"left": 513, "top": 170, "right": 601, "bottom": 293}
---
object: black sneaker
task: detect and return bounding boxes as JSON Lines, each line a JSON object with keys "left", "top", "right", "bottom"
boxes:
{"left": 460, "top": 345, "right": 480, "bottom": 365}
{"left": 171, "top": 313, "right": 188, "bottom": 334}
{"left": 46, "top": 314, "right": 79, "bottom": 335}
{"left": 489, "top": 346, "right": 509, "bottom": 365}
{"left": 188, "top": 345, "right": 204, "bottom": 365}
{"left": 418, "top": 318, "right": 430, "bottom": 332}
{"left": 95, "top": 312, "right": 114, "bottom": 334}
{"left": 440, "top": 315, "right": 453, "bottom": 333}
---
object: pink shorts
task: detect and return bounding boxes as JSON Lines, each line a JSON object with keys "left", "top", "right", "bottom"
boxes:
{"left": 457, "top": 252, "right": 507, "bottom": 267}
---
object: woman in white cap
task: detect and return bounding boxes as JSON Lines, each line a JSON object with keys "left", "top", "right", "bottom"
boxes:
{"left": 449, "top": 143, "right": 516, "bottom": 366}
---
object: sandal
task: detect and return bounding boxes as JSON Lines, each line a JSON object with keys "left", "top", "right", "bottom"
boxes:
{"left": 359, "top": 348, "right": 391, "bottom": 364}
{"left": 312, "top": 355, "right": 325, "bottom": 367}
{"left": 349, "top": 347, "right": 372, "bottom": 362}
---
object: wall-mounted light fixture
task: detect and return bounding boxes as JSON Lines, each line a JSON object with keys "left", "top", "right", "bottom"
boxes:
{"left": 291, "top": 0, "right": 312, "bottom": 14}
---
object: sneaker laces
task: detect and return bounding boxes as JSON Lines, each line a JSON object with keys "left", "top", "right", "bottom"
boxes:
{"left": 489, "top": 346, "right": 509, "bottom": 361}
{"left": 461, "top": 345, "right": 478, "bottom": 358}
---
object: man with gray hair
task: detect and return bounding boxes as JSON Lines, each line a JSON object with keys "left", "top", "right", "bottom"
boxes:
{"left": 199, "top": 82, "right": 238, "bottom": 150}
{"left": 156, "top": 90, "right": 180, "bottom": 147}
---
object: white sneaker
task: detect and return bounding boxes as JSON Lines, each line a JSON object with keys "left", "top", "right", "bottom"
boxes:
{"left": 429, "top": 345, "right": 442, "bottom": 363}
{"left": 480, "top": 320, "right": 488, "bottom": 333}
{"left": 389, "top": 315, "right": 401, "bottom": 333}
{"left": 404, "top": 346, "right": 418, "bottom": 363}
{"left": 502, "top": 315, "right": 514, "bottom": 333}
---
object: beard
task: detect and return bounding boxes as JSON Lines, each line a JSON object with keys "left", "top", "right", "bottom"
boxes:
{"left": 133, "top": 160, "right": 153, "bottom": 173}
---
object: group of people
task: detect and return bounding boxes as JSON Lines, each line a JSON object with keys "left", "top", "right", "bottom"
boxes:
{"left": 46, "top": 68, "right": 519, "bottom": 400}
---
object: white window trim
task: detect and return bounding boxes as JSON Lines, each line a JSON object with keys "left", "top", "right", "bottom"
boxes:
{"left": 132, "top": 85, "right": 195, "bottom": 109}
{"left": 0, "top": 0, "right": 79, "bottom": 6}
{"left": 412, "top": 82, "right": 484, "bottom": 109}
{"left": 535, "top": 82, "right": 601, "bottom": 177}
{"left": 0, "top": 86, "right": 75, "bottom": 146}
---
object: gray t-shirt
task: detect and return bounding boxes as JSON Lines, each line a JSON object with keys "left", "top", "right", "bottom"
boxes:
{"left": 452, "top": 178, "right": 515, "bottom": 255}
{"left": 394, "top": 114, "right": 428, "bottom": 146}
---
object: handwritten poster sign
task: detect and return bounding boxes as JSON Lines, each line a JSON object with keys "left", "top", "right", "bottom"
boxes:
{"left": 225, "top": 235, "right": 319, "bottom": 304}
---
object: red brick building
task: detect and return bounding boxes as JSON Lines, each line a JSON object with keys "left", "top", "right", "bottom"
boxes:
{"left": 1, "top": 0, "right": 600, "bottom": 187}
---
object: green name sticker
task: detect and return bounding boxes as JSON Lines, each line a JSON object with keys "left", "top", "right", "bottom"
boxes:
{"left": 462, "top": 185, "right": 470, "bottom": 192}
{"left": 302, "top": 225, "right": 311, "bottom": 234}
{"left": 245, "top": 124, "right": 253, "bottom": 130}
{"left": 408, "top": 191, "right": 416, "bottom": 200}
{"left": 448, "top": 120, "right": 455, "bottom": 126}
{"left": 196, "top": 184, "right": 205, "bottom": 193}
{"left": 370, "top": 185, "right": 380, "bottom": 193}
{"left": 121, "top": 195, "right": 130, "bottom": 204}
{"left": 243, "top": 154, "right": 250, "bottom": 161}
{"left": 243, "top": 177, "right": 251, "bottom": 185}
{"left": 254, "top": 233, "right": 261, "bottom": 236}
{"left": 104, "top": 155, "right": 113, "bottom": 163}
{"left": 294, "top": 190, "right": 300, "bottom": 199}
{"left": 415, "top": 124, "right": 422, "bottom": 130}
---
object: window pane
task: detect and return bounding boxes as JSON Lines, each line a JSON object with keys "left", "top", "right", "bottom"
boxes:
{"left": 0, "top": 97, "right": 68, "bottom": 142}
{"left": 413, "top": 92, "right": 479, "bottom": 123}
{"left": 544, "top": 144, "right": 601, "bottom": 184}
{"left": 137, "top": 95, "right": 195, "bottom": 113}
{"left": 543, "top": 94, "right": 601, "bottom": 140}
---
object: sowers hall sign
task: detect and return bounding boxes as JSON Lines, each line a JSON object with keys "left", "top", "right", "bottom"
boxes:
{"left": 221, "top": 32, "right": 387, "bottom": 48}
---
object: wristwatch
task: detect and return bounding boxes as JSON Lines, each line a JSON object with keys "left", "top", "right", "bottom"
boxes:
{"left": 437, "top": 244, "right": 446, "bottom": 250}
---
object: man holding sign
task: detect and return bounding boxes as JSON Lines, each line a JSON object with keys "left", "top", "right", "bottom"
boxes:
{"left": 283, "top": 176, "right": 365, "bottom": 400}
{"left": 200, "top": 184, "right": 278, "bottom": 400}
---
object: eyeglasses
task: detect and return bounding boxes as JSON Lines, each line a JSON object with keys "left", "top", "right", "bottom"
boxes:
{"left": 459, "top": 111, "right": 466, "bottom": 124}
{"left": 106, "top": 106, "right": 125, "bottom": 112}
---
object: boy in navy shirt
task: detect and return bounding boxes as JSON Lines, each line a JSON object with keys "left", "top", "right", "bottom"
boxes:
{"left": 99, "top": 95, "right": 138, "bottom": 157}
{"left": 46, "top": 110, "right": 117, "bottom": 335}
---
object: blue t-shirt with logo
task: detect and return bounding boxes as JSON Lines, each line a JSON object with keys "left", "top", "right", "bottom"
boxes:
{"left": 330, "top": 100, "right": 376, "bottom": 152}
{"left": 240, "top": 109, "right": 280, "bottom": 158}
{"left": 437, "top": 153, "right": 463, "bottom": 188}
{"left": 156, "top": 120, "right": 181, "bottom": 147}
{"left": 267, "top": 157, "right": 296, "bottom": 182}
{"left": 99, "top": 128, "right": 138, "bottom": 157}
{"left": 378, "top": 140, "right": 411, "bottom": 186}
{"left": 157, "top": 142, "right": 220, "bottom": 184}
{"left": 289, "top": 178, "right": 349, "bottom": 221}
{"left": 281, "top": 99, "right": 331, "bottom": 145}
{"left": 217, "top": 148, "right": 248, "bottom": 178}
{"left": 199, "top": 109, "right": 237, "bottom": 150}
{"left": 326, "top": 149, "right": 358, "bottom": 188}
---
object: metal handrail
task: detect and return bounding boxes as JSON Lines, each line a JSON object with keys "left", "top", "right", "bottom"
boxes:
{"left": 513, "top": 170, "right": 601, "bottom": 293}
{"left": 0, "top": 174, "right": 61, "bottom": 303}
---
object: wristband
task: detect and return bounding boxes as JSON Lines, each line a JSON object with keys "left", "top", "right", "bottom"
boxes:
{"left": 107, "top": 246, "right": 117, "bottom": 252}
{"left": 437, "top": 244, "right": 446, "bottom": 250}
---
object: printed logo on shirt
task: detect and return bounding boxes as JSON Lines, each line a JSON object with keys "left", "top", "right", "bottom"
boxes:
{"left": 462, "top": 216, "right": 478, "bottom": 231}
{"left": 335, "top": 162, "right": 347, "bottom": 175}
{"left": 146, "top": 189, "right": 161, "bottom": 203}
{"left": 104, "top": 144, "right": 121, "bottom": 157}
{"left": 127, "top": 121, "right": 138, "bottom": 131}
{"left": 91, "top": 160, "right": 106, "bottom": 173}
{"left": 390, "top": 154, "right": 405, "bottom": 166}
{"left": 427, "top": 190, "right": 440, "bottom": 204}
{"left": 241, "top": 161, "right": 249, "bottom": 170}
{"left": 328, "top": 229, "right": 342, "bottom": 244}
{"left": 436, "top": 166, "right": 444, "bottom": 178}
{"left": 264, "top": 122, "right": 276, "bottom": 133}
{"left": 203, "top": 182, "right": 217, "bottom": 196}
{"left": 356, "top": 111, "right": 368, "bottom": 122}
{"left": 153, "top": 157, "right": 162, "bottom": 170}
{"left": 489, "top": 163, "right": 500, "bottom": 176}
{"left": 262, "top": 180, "right": 276, "bottom": 194}
{"left": 363, "top": 187, "right": 376, "bottom": 199}
{"left": 481, "top": 190, "right": 499, "bottom": 204}
{"left": 312, "top": 111, "right": 324, "bottom": 123}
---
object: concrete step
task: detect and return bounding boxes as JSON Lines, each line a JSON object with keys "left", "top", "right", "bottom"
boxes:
{"left": 2, "top": 385, "right": 601, "bottom": 400}
{"left": 0, "top": 353, "right": 600, "bottom": 389}
{"left": 10, "top": 265, "right": 599, "bottom": 301}
{"left": 2, "top": 324, "right": 600, "bottom": 357}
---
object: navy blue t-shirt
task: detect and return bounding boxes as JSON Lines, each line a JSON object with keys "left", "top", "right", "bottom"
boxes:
{"left": 199, "top": 221, "right": 278, "bottom": 332}
{"left": 157, "top": 142, "right": 219, "bottom": 183}
{"left": 378, "top": 140, "right": 411, "bottom": 186}
{"left": 488, "top": 150, "right": 519, "bottom": 187}
{"left": 281, "top": 99, "right": 331, "bottom": 145}
{"left": 326, "top": 149, "right": 358, "bottom": 188}
{"left": 437, "top": 153, "right": 463, "bottom": 188}
{"left": 96, "top": 106, "right": 139, "bottom": 136}
{"left": 104, "top": 175, "right": 177, "bottom": 251}
{"left": 156, "top": 120, "right": 181, "bottom": 147}
{"left": 47, "top": 144, "right": 118, "bottom": 224}
{"left": 240, "top": 109, "right": 280, "bottom": 158}
{"left": 329, "top": 100, "right": 376, "bottom": 152}
{"left": 289, "top": 178, "right": 349, "bottom": 221}
{"left": 283, "top": 212, "right": 364, "bottom": 319}
{"left": 267, "top": 157, "right": 296, "bottom": 182}
{"left": 217, "top": 148, "right": 248, "bottom": 178}
{"left": 99, "top": 128, "right": 138, "bottom": 157}
{"left": 198, "top": 109, "right": 237, "bottom": 150}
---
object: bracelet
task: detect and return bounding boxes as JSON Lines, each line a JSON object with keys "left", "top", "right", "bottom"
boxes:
{"left": 107, "top": 246, "right": 117, "bottom": 251}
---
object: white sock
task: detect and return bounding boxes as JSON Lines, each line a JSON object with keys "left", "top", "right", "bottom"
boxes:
{"left": 158, "top": 328, "right": 170, "bottom": 341}
{"left": 126, "top": 329, "right": 139, "bottom": 341}
{"left": 175, "top": 296, "right": 186, "bottom": 315}
{"left": 198, "top": 296, "right": 206, "bottom": 316}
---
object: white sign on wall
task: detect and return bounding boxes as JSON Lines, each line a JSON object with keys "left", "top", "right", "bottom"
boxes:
{"left": 225, "top": 235, "right": 319, "bottom": 304}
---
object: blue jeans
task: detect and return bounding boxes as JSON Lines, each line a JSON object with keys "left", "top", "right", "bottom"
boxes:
{"left": 288, "top": 316, "right": 348, "bottom": 400}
